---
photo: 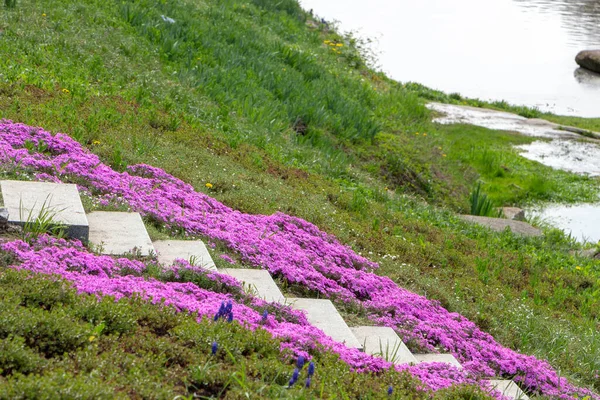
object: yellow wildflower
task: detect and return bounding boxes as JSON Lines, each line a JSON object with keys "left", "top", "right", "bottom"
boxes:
{"left": 576, "top": 266, "right": 582, "bottom": 270}
{"left": 42, "top": 13, "right": 47, "bottom": 17}
{"left": 423, "top": 133, "right": 427, "bottom": 136}
{"left": 442, "top": 154, "right": 447, "bottom": 157}
{"left": 336, "top": 43, "right": 343, "bottom": 47}
{"left": 61, "top": 88, "right": 70, "bottom": 94}
{"left": 205, "top": 183, "right": 213, "bottom": 189}
{"left": 88, "top": 335, "right": 95, "bottom": 342}
{"left": 323, "top": 40, "right": 331, "bottom": 44}
{"left": 92, "top": 140, "right": 101, "bottom": 145}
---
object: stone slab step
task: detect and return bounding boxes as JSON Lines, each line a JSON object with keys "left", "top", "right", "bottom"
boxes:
{"left": 287, "top": 298, "right": 363, "bottom": 350}
{"left": 219, "top": 268, "right": 285, "bottom": 303}
{"left": 350, "top": 326, "right": 416, "bottom": 364}
{"left": 0, "top": 180, "right": 88, "bottom": 241}
{"left": 459, "top": 215, "right": 542, "bottom": 237}
{"left": 486, "top": 380, "right": 529, "bottom": 400}
{"left": 413, "top": 353, "right": 462, "bottom": 368}
{"left": 88, "top": 212, "right": 154, "bottom": 256}
{"left": 153, "top": 240, "right": 216, "bottom": 271}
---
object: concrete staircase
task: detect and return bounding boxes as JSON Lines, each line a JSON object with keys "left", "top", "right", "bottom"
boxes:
{"left": 88, "top": 211, "right": 154, "bottom": 256}
{"left": 287, "top": 298, "right": 363, "bottom": 349}
{"left": 0, "top": 180, "right": 89, "bottom": 241}
{"left": 220, "top": 268, "right": 284, "bottom": 303}
{"left": 0, "top": 180, "right": 529, "bottom": 399}
{"left": 487, "top": 380, "right": 529, "bottom": 400}
{"left": 154, "top": 240, "right": 217, "bottom": 271}
{"left": 351, "top": 326, "right": 416, "bottom": 364}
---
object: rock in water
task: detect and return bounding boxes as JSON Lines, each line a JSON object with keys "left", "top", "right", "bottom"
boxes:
{"left": 575, "top": 50, "right": 600, "bottom": 74}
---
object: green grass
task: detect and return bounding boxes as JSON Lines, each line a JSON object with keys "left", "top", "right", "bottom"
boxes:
{"left": 469, "top": 183, "right": 499, "bottom": 217}
{"left": 0, "top": 0, "right": 599, "bottom": 396}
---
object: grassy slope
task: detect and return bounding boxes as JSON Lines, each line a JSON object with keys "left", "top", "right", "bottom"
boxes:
{"left": 0, "top": 0, "right": 599, "bottom": 396}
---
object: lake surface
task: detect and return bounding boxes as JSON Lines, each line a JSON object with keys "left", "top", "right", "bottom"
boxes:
{"left": 300, "top": 0, "right": 600, "bottom": 117}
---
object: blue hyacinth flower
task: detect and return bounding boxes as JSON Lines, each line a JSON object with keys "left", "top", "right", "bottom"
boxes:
{"left": 211, "top": 341, "right": 218, "bottom": 355}
{"left": 288, "top": 368, "right": 299, "bottom": 387}
{"left": 307, "top": 362, "right": 315, "bottom": 377}
{"left": 261, "top": 310, "right": 268, "bottom": 323}
{"left": 296, "top": 355, "right": 305, "bottom": 369}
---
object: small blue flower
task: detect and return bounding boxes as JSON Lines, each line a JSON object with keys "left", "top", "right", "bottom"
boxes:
{"left": 214, "top": 301, "right": 227, "bottom": 321}
{"left": 387, "top": 385, "right": 393, "bottom": 396}
{"left": 227, "top": 311, "right": 233, "bottom": 323}
{"left": 225, "top": 301, "right": 232, "bottom": 314}
{"left": 296, "top": 355, "right": 305, "bottom": 369}
{"left": 307, "top": 362, "right": 315, "bottom": 377}
{"left": 211, "top": 341, "right": 218, "bottom": 355}
{"left": 305, "top": 377, "right": 311, "bottom": 388}
{"left": 288, "top": 368, "right": 299, "bottom": 387}
{"left": 261, "top": 310, "right": 268, "bottom": 323}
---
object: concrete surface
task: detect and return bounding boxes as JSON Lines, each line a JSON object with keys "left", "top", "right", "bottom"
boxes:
{"left": 413, "top": 353, "right": 462, "bottom": 368}
{"left": 0, "top": 180, "right": 88, "bottom": 241}
{"left": 154, "top": 240, "right": 217, "bottom": 271}
{"left": 287, "top": 298, "right": 363, "bottom": 349}
{"left": 220, "top": 268, "right": 285, "bottom": 303}
{"left": 350, "top": 326, "right": 416, "bottom": 364}
{"left": 460, "top": 215, "right": 542, "bottom": 237}
{"left": 88, "top": 212, "right": 154, "bottom": 256}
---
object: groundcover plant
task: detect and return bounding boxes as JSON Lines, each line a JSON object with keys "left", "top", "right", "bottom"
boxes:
{"left": 1, "top": 120, "right": 598, "bottom": 400}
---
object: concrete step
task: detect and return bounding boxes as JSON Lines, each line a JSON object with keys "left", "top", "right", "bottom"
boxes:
{"left": 287, "top": 298, "right": 363, "bottom": 350}
{"left": 459, "top": 215, "right": 542, "bottom": 237}
{"left": 413, "top": 353, "right": 462, "bottom": 368}
{"left": 486, "top": 380, "right": 529, "bottom": 400}
{"left": 0, "top": 180, "right": 88, "bottom": 241}
{"left": 87, "top": 212, "right": 154, "bottom": 256}
{"left": 219, "top": 268, "right": 285, "bottom": 303}
{"left": 153, "top": 240, "right": 216, "bottom": 271}
{"left": 350, "top": 326, "right": 416, "bottom": 364}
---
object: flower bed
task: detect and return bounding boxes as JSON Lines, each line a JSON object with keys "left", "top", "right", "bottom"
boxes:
{"left": 1, "top": 121, "right": 597, "bottom": 399}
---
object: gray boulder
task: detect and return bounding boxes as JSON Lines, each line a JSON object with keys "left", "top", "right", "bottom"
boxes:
{"left": 575, "top": 50, "right": 600, "bottom": 74}
{"left": 501, "top": 207, "right": 525, "bottom": 221}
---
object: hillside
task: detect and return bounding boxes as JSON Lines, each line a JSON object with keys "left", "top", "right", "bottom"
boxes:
{"left": 0, "top": 0, "right": 599, "bottom": 398}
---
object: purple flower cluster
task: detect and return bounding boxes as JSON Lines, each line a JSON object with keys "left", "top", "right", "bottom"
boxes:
{"left": 0, "top": 120, "right": 597, "bottom": 399}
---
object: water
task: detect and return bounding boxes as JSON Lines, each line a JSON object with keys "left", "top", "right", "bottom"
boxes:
{"left": 427, "top": 103, "right": 578, "bottom": 138}
{"left": 515, "top": 139, "right": 600, "bottom": 176}
{"left": 529, "top": 204, "right": 600, "bottom": 243}
{"left": 300, "top": 0, "right": 600, "bottom": 117}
